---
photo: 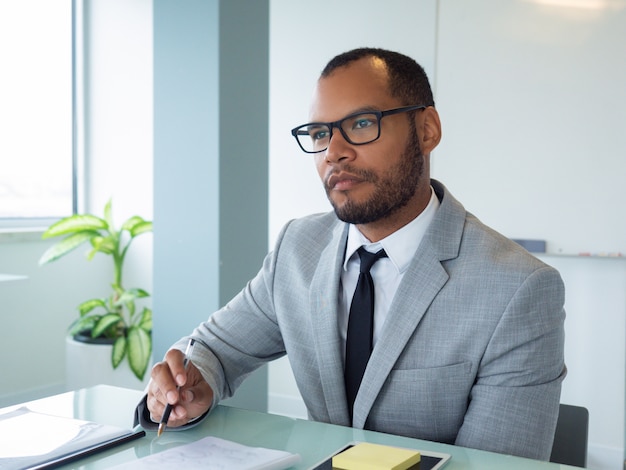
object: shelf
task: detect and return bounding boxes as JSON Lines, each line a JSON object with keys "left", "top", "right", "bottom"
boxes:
{"left": 537, "top": 253, "right": 626, "bottom": 260}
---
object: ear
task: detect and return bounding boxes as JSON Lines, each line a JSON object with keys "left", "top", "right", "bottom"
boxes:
{"left": 417, "top": 106, "right": 442, "bottom": 155}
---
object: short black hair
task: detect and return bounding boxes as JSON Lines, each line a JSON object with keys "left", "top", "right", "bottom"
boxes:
{"left": 321, "top": 48, "right": 435, "bottom": 107}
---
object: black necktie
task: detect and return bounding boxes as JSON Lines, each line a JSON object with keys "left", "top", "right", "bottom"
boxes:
{"left": 344, "top": 247, "right": 387, "bottom": 422}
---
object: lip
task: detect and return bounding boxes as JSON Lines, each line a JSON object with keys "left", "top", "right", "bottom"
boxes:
{"left": 326, "top": 172, "right": 364, "bottom": 191}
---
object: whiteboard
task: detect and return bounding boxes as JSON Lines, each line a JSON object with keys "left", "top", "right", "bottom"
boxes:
{"left": 433, "top": 0, "right": 626, "bottom": 255}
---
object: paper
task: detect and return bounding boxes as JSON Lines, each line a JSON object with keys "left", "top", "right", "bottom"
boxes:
{"left": 332, "top": 442, "right": 420, "bottom": 470}
{"left": 112, "top": 436, "right": 301, "bottom": 470}
{"left": 0, "top": 408, "right": 84, "bottom": 458}
{"left": 0, "top": 406, "right": 143, "bottom": 470}
{"left": 312, "top": 442, "right": 451, "bottom": 470}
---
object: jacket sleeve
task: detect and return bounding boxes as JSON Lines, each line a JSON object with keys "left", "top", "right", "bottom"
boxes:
{"left": 454, "top": 265, "right": 567, "bottom": 460}
{"left": 132, "top": 220, "right": 295, "bottom": 430}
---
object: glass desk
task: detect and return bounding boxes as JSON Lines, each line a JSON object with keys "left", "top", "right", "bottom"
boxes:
{"left": 1, "top": 385, "right": 578, "bottom": 469}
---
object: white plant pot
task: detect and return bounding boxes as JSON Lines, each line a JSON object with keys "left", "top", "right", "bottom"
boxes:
{"left": 65, "top": 334, "right": 151, "bottom": 392}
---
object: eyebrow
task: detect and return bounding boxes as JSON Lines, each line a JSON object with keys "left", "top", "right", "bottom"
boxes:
{"left": 308, "top": 105, "right": 383, "bottom": 124}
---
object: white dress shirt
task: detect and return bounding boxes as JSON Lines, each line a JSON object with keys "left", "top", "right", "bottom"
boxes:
{"left": 339, "top": 187, "right": 440, "bottom": 355}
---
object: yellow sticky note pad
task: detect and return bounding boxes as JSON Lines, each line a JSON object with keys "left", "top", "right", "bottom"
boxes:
{"left": 332, "top": 442, "right": 421, "bottom": 470}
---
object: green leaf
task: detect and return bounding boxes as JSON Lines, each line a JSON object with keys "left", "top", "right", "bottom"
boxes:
{"left": 129, "top": 221, "right": 152, "bottom": 237}
{"left": 138, "top": 307, "right": 152, "bottom": 331}
{"left": 89, "top": 235, "right": 116, "bottom": 256}
{"left": 121, "top": 216, "right": 144, "bottom": 232}
{"left": 39, "top": 231, "right": 98, "bottom": 265}
{"left": 78, "top": 298, "right": 107, "bottom": 316}
{"left": 68, "top": 315, "right": 99, "bottom": 336}
{"left": 92, "top": 313, "right": 123, "bottom": 338}
{"left": 103, "top": 199, "right": 114, "bottom": 231}
{"left": 126, "top": 299, "right": 136, "bottom": 317}
{"left": 42, "top": 215, "right": 107, "bottom": 239}
{"left": 129, "top": 287, "right": 150, "bottom": 298}
{"left": 114, "top": 288, "right": 149, "bottom": 306}
{"left": 127, "top": 326, "right": 152, "bottom": 380}
{"left": 112, "top": 336, "right": 127, "bottom": 368}
{"left": 114, "top": 291, "right": 135, "bottom": 305}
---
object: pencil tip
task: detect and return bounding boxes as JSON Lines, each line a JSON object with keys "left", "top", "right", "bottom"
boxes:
{"left": 157, "top": 423, "right": 165, "bottom": 437}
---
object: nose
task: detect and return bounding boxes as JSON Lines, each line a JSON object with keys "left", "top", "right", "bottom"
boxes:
{"left": 324, "top": 127, "right": 356, "bottom": 164}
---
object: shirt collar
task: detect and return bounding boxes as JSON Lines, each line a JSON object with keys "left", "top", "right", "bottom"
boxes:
{"left": 343, "top": 186, "right": 440, "bottom": 273}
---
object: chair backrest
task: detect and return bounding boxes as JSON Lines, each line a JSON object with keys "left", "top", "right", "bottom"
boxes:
{"left": 550, "top": 403, "right": 589, "bottom": 468}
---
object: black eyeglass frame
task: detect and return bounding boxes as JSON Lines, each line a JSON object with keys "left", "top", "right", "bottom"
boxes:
{"left": 290, "top": 104, "right": 427, "bottom": 154}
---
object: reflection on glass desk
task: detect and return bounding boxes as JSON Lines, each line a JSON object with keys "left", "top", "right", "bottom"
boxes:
{"left": 0, "top": 274, "right": 27, "bottom": 282}
{"left": 0, "top": 385, "right": 579, "bottom": 469}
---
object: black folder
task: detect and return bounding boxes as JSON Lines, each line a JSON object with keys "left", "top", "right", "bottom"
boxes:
{"left": 0, "top": 406, "right": 145, "bottom": 470}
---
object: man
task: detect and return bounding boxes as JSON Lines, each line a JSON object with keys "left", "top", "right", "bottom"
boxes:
{"left": 137, "top": 48, "right": 566, "bottom": 460}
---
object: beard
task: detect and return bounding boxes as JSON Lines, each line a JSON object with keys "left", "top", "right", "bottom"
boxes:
{"left": 326, "top": 127, "right": 424, "bottom": 225}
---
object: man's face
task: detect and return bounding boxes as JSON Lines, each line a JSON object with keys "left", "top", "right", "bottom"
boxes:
{"left": 310, "top": 58, "right": 426, "bottom": 227}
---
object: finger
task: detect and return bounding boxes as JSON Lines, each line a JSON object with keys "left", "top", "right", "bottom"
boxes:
{"left": 150, "top": 360, "right": 179, "bottom": 394}
{"left": 151, "top": 351, "right": 186, "bottom": 404}
{"left": 164, "top": 349, "right": 189, "bottom": 389}
{"left": 180, "top": 388, "right": 195, "bottom": 404}
{"left": 150, "top": 361, "right": 176, "bottom": 391}
{"left": 170, "top": 403, "right": 190, "bottom": 422}
{"left": 182, "top": 376, "right": 214, "bottom": 416}
{"left": 182, "top": 379, "right": 212, "bottom": 409}
{"left": 146, "top": 385, "right": 168, "bottom": 421}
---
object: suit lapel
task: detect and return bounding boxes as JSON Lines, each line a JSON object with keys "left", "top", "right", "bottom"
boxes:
{"left": 352, "top": 179, "right": 466, "bottom": 428}
{"left": 352, "top": 247, "right": 449, "bottom": 428}
{"left": 308, "top": 221, "right": 352, "bottom": 425}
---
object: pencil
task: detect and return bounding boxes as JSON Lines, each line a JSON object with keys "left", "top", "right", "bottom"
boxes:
{"left": 157, "top": 338, "right": 195, "bottom": 437}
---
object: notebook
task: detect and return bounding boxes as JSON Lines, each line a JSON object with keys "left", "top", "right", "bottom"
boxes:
{"left": 0, "top": 406, "right": 145, "bottom": 470}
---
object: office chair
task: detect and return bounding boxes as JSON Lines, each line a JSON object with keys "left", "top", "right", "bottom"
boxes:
{"left": 550, "top": 403, "right": 589, "bottom": 468}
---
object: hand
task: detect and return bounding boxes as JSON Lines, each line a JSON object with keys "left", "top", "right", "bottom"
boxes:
{"left": 147, "top": 348, "right": 214, "bottom": 428}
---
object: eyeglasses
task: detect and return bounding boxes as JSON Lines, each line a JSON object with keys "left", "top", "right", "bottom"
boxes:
{"left": 290, "top": 105, "right": 426, "bottom": 154}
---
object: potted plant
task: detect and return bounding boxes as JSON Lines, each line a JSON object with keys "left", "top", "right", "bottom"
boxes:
{"left": 39, "top": 200, "right": 153, "bottom": 383}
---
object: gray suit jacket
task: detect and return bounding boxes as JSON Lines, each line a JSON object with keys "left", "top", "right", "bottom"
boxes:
{"left": 142, "top": 179, "right": 566, "bottom": 460}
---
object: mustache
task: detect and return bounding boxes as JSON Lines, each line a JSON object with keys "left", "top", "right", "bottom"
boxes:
{"left": 324, "top": 165, "right": 377, "bottom": 189}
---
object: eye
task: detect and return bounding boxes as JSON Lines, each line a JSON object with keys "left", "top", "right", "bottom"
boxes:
{"left": 351, "top": 116, "right": 376, "bottom": 130}
{"left": 308, "top": 126, "right": 329, "bottom": 141}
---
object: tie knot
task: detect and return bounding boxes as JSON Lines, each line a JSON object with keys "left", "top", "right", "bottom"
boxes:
{"left": 357, "top": 247, "right": 387, "bottom": 273}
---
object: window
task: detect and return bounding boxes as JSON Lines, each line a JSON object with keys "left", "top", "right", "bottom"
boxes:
{"left": 0, "top": 0, "right": 74, "bottom": 227}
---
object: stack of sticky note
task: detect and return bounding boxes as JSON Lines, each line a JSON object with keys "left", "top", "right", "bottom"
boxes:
{"left": 332, "top": 442, "right": 421, "bottom": 470}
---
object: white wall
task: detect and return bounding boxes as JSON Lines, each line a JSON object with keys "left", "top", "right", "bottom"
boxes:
{"left": 84, "top": 0, "right": 154, "bottom": 262}
{"left": 0, "top": 234, "right": 110, "bottom": 406}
